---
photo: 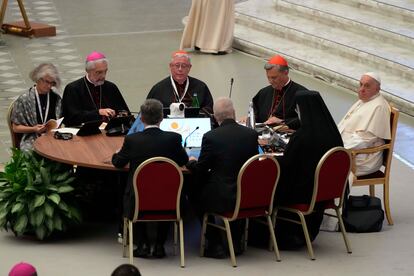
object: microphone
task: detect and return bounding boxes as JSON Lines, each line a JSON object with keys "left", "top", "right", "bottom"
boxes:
{"left": 229, "top": 78, "right": 234, "bottom": 98}
{"left": 183, "top": 126, "right": 199, "bottom": 148}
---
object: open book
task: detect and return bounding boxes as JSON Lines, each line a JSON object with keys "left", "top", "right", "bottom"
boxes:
{"left": 45, "top": 117, "right": 64, "bottom": 132}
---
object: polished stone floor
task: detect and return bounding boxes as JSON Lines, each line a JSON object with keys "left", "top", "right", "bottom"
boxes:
{"left": 1, "top": 0, "right": 414, "bottom": 275}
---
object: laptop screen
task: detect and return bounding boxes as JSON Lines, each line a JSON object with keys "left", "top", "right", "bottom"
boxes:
{"left": 160, "top": 117, "right": 211, "bottom": 148}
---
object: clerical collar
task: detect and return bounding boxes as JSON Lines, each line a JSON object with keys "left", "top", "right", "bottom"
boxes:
{"left": 144, "top": 125, "right": 159, "bottom": 129}
{"left": 85, "top": 74, "right": 101, "bottom": 87}
{"left": 364, "top": 92, "right": 381, "bottom": 103}
{"left": 170, "top": 75, "right": 189, "bottom": 103}
{"left": 282, "top": 78, "right": 291, "bottom": 90}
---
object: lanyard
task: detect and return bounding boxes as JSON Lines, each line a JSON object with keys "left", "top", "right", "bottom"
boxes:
{"left": 35, "top": 86, "right": 50, "bottom": 124}
{"left": 170, "top": 75, "right": 189, "bottom": 103}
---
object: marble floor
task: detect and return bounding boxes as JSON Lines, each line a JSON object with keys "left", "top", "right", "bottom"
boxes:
{"left": 0, "top": 0, "right": 414, "bottom": 275}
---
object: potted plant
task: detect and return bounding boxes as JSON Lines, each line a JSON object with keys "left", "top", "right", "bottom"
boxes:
{"left": 0, "top": 149, "right": 82, "bottom": 240}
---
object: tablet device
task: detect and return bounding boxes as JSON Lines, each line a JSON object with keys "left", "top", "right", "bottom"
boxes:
{"left": 77, "top": 120, "right": 102, "bottom": 136}
{"left": 104, "top": 115, "right": 135, "bottom": 130}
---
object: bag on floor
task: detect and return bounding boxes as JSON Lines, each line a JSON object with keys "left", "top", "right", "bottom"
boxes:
{"left": 342, "top": 195, "right": 384, "bottom": 233}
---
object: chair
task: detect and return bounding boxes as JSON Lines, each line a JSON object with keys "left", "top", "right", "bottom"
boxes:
{"left": 200, "top": 154, "right": 281, "bottom": 267}
{"left": 7, "top": 100, "right": 23, "bottom": 149}
{"left": 350, "top": 106, "right": 399, "bottom": 225}
{"left": 274, "top": 147, "right": 352, "bottom": 260}
{"left": 122, "top": 157, "right": 185, "bottom": 267}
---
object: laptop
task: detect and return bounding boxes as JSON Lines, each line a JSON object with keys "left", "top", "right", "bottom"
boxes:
{"left": 77, "top": 120, "right": 102, "bottom": 136}
{"left": 159, "top": 117, "right": 211, "bottom": 148}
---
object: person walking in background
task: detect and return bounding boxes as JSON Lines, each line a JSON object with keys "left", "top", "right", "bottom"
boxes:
{"left": 180, "top": 0, "right": 234, "bottom": 55}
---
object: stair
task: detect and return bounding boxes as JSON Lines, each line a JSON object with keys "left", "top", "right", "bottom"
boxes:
{"left": 233, "top": 0, "right": 414, "bottom": 116}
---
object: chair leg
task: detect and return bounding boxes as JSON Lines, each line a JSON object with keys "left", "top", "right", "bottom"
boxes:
{"left": 266, "top": 215, "right": 281, "bottom": 261}
{"left": 223, "top": 219, "right": 237, "bottom": 267}
{"left": 200, "top": 214, "right": 208, "bottom": 257}
{"left": 129, "top": 220, "right": 134, "bottom": 265}
{"left": 369, "top": 185, "right": 375, "bottom": 197}
{"left": 174, "top": 221, "right": 178, "bottom": 256}
{"left": 179, "top": 219, "right": 185, "bottom": 268}
{"left": 335, "top": 208, "right": 352, "bottom": 253}
{"left": 269, "top": 208, "right": 278, "bottom": 251}
{"left": 244, "top": 218, "right": 249, "bottom": 252}
{"left": 122, "top": 218, "right": 128, "bottom": 257}
{"left": 383, "top": 181, "right": 394, "bottom": 225}
{"left": 297, "top": 212, "right": 315, "bottom": 260}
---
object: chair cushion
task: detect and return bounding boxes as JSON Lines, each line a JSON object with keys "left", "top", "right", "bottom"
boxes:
{"left": 220, "top": 207, "right": 267, "bottom": 219}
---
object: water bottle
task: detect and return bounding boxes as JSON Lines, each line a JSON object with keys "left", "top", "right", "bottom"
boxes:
{"left": 192, "top": 93, "right": 200, "bottom": 108}
{"left": 247, "top": 101, "right": 255, "bottom": 128}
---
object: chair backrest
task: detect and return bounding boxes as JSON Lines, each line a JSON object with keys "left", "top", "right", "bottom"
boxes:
{"left": 231, "top": 154, "right": 280, "bottom": 220}
{"left": 309, "top": 147, "right": 351, "bottom": 210}
{"left": 132, "top": 157, "right": 183, "bottom": 221}
{"left": 7, "top": 100, "right": 23, "bottom": 149}
{"left": 383, "top": 106, "right": 399, "bottom": 176}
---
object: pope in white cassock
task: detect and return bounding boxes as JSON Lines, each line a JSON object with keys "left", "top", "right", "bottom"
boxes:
{"left": 338, "top": 72, "right": 391, "bottom": 176}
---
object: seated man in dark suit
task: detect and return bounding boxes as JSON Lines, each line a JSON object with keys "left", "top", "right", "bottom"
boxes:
{"left": 187, "top": 97, "right": 259, "bottom": 258}
{"left": 146, "top": 50, "right": 214, "bottom": 116}
{"left": 112, "top": 99, "right": 188, "bottom": 258}
{"left": 62, "top": 51, "right": 129, "bottom": 126}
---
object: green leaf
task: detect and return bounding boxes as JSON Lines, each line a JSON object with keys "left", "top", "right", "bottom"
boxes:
{"left": 14, "top": 214, "right": 28, "bottom": 234}
{"left": 40, "top": 167, "right": 51, "bottom": 186}
{"left": 45, "top": 217, "right": 54, "bottom": 232}
{"left": 56, "top": 176, "right": 76, "bottom": 186}
{"left": 24, "top": 186, "right": 40, "bottom": 193}
{"left": 32, "top": 208, "right": 45, "bottom": 227}
{"left": 44, "top": 202, "right": 54, "bottom": 218}
{"left": 47, "top": 194, "right": 61, "bottom": 205}
{"left": 45, "top": 185, "right": 58, "bottom": 192}
{"left": 35, "top": 225, "right": 47, "bottom": 240}
{"left": 58, "top": 200, "right": 69, "bottom": 212}
{"left": 0, "top": 209, "right": 8, "bottom": 220}
{"left": 11, "top": 202, "right": 24, "bottom": 214}
{"left": 57, "top": 186, "right": 74, "bottom": 193}
{"left": 54, "top": 171, "right": 70, "bottom": 182}
{"left": 33, "top": 195, "right": 46, "bottom": 208}
{"left": 68, "top": 206, "right": 82, "bottom": 223}
{"left": 53, "top": 214, "right": 63, "bottom": 231}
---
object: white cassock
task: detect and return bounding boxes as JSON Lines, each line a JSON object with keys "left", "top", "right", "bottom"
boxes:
{"left": 180, "top": 0, "right": 234, "bottom": 54}
{"left": 338, "top": 93, "right": 391, "bottom": 176}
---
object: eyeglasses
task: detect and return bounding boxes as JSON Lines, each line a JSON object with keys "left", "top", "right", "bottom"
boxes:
{"left": 41, "top": 78, "right": 57, "bottom": 86}
{"left": 171, "top": 63, "right": 191, "bottom": 70}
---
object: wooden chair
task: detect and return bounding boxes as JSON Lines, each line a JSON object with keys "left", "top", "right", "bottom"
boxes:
{"left": 7, "top": 100, "right": 23, "bottom": 149}
{"left": 274, "top": 147, "right": 352, "bottom": 260}
{"left": 200, "top": 154, "right": 281, "bottom": 267}
{"left": 350, "top": 106, "right": 399, "bottom": 225}
{"left": 122, "top": 157, "right": 185, "bottom": 267}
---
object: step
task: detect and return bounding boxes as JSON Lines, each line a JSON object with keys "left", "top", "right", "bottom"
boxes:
{"left": 233, "top": 0, "right": 414, "bottom": 115}
{"left": 273, "top": 0, "right": 414, "bottom": 73}
{"left": 280, "top": 0, "right": 414, "bottom": 45}
{"left": 236, "top": 8, "right": 414, "bottom": 81}
{"left": 324, "top": 0, "right": 414, "bottom": 23}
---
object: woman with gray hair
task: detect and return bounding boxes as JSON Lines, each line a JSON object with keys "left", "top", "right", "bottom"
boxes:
{"left": 11, "top": 63, "right": 62, "bottom": 150}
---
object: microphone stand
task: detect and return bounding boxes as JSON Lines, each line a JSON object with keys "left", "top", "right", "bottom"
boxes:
{"left": 183, "top": 126, "right": 199, "bottom": 148}
{"left": 229, "top": 78, "right": 234, "bottom": 98}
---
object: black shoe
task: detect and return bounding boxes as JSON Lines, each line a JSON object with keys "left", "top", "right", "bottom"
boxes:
{"left": 152, "top": 244, "right": 166, "bottom": 258}
{"left": 133, "top": 243, "right": 150, "bottom": 258}
{"left": 204, "top": 243, "right": 227, "bottom": 259}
